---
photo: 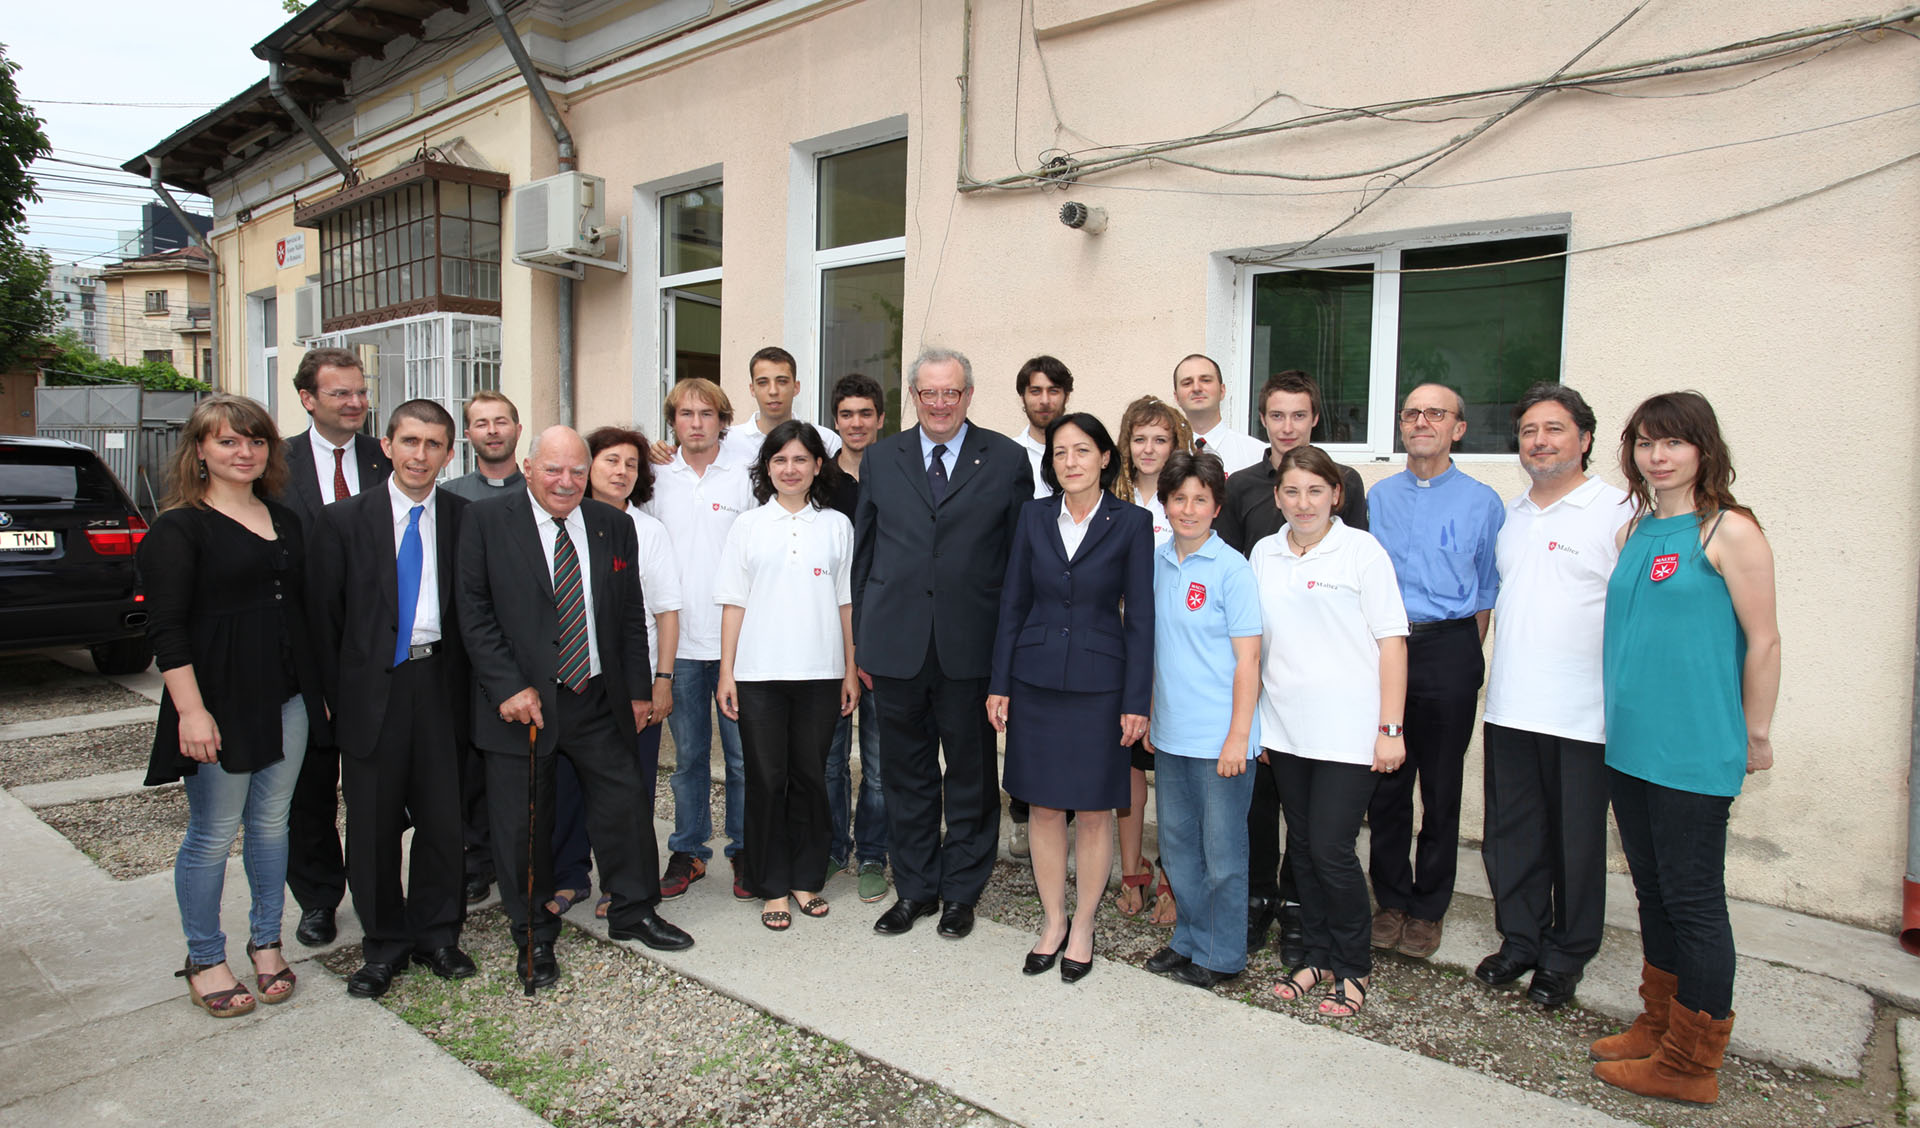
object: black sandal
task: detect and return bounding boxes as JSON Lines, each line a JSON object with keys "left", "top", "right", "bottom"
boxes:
{"left": 1318, "top": 976, "right": 1370, "bottom": 1017}
{"left": 794, "top": 896, "right": 829, "bottom": 919}
{"left": 178, "top": 958, "right": 255, "bottom": 1018}
{"left": 1272, "top": 965, "right": 1329, "bottom": 1003}
{"left": 247, "top": 940, "right": 297, "bottom": 1004}
{"left": 760, "top": 910, "right": 792, "bottom": 931}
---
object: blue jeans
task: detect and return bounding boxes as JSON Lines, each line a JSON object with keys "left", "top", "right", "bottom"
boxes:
{"left": 1155, "top": 752, "right": 1255, "bottom": 973}
{"left": 177, "top": 696, "right": 307, "bottom": 965}
{"left": 666, "top": 658, "right": 744, "bottom": 860}
{"left": 825, "top": 686, "right": 886, "bottom": 865}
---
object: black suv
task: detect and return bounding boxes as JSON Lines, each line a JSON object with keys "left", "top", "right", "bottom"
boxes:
{"left": 0, "top": 436, "right": 153, "bottom": 675}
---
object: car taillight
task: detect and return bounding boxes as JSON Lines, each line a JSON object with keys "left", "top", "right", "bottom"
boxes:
{"left": 86, "top": 514, "right": 149, "bottom": 556}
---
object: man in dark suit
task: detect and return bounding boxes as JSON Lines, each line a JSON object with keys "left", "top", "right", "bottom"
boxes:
{"left": 852, "top": 347, "right": 1034, "bottom": 939}
{"left": 276, "top": 346, "right": 392, "bottom": 949}
{"left": 308, "top": 399, "right": 474, "bottom": 998}
{"left": 458, "top": 425, "right": 692, "bottom": 988}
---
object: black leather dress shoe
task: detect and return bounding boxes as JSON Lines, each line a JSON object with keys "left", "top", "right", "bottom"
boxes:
{"left": 609, "top": 911, "right": 694, "bottom": 951}
{"left": 514, "top": 942, "right": 559, "bottom": 990}
{"left": 874, "top": 897, "right": 938, "bottom": 935}
{"left": 1060, "top": 932, "right": 1095, "bottom": 984}
{"left": 295, "top": 907, "right": 337, "bottom": 947}
{"left": 1245, "top": 895, "right": 1276, "bottom": 953}
{"left": 1023, "top": 926, "right": 1070, "bottom": 976}
{"left": 1526, "top": 967, "right": 1581, "bottom": 1008}
{"left": 464, "top": 875, "right": 491, "bottom": 904}
{"left": 346, "top": 960, "right": 400, "bottom": 998}
{"left": 1169, "top": 961, "right": 1239, "bottom": 990}
{"left": 1145, "top": 946, "right": 1191, "bottom": 974}
{"left": 1277, "top": 902, "right": 1307, "bottom": 967}
{"left": 1474, "top": 951, "right": 1534, "bottom": 987}
{"left": 412, "top": 946, "right": 478, "bottom": 979}
{"left": 936, "top": 902, "right": 975, "bottom": 940}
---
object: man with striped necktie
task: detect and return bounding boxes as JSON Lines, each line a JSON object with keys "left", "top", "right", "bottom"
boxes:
{"left": 459, "top": 426, "right": 692, "bottom": 989}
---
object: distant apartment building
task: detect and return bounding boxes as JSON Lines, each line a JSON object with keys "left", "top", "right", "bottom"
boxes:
{"left": 46, "top": 263, "right": 103, "bottom": 353}
{"left": 98, "top": 245, "right": 212, "bottom": 381}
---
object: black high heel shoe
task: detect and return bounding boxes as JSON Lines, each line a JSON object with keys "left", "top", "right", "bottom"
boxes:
{"left": 1060, "top": 927, "right": 1096, "bottom": 984}
{"left": 1023, "top": 924, "right": 1070, "bottom": 976}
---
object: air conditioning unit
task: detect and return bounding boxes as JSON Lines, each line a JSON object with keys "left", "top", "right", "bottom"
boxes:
{"left": 293, "top": 282, "right": 321, "bottom": 341}
{"left": 513, "top": 171, "right": 605, "bottom": 264}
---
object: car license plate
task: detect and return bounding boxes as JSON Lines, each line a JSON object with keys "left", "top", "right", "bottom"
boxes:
{"left": 0, "top": 530, "right": 55, "bottom": 551}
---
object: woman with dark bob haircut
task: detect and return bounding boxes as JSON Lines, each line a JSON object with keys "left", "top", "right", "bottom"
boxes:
{"left": 544, "top": 425, "right": 685, "bottom": 919}
{"left": 1592, "top": 392, "right": 1777, "bottom": 1105}
{"left": 989, "top": 411, "right": 1154, "bottom": 982}
{"left": 140, "top": 394, "right": 322, "bottom": 1018}
{"left": 746, "top": 419, "right": 845, "bottom": 507}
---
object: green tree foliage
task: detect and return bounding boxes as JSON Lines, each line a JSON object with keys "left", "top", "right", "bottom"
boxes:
{"left": 0, "top": 42, "right": 60, "bottom": 370}
{"left": 42, "top": 330, "right": 211, "bottom": 393}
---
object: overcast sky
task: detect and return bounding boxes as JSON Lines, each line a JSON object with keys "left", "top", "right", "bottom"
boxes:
{"left": 10, "top": 0, "right": 295, "bottom": 267}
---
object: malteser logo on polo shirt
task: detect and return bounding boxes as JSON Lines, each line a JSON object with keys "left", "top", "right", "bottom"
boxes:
{"left": 1547, "top": 540, "right": 1582, "bottom": 556}
{"left": 1186, "top": 582, "right": 1207, "bottom": 611}
{"left": 710, "top": 501, "right": 741, "bottom": 515}
{"left": 1304, "top": 579, "right": 1348, "bottom": 593}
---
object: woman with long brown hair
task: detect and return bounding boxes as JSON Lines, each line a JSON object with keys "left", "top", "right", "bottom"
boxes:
{"left": 140, "top": 394, "right": 323, "bottom": 1018}
{"left": 1593, "top": 391, "right": 1779, "bottom": 1104}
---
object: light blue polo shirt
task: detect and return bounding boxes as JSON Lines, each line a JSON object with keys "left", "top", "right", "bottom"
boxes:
{"left": 1150, "top": 532, "right": 1262, "bottom": 758}
{"left": 1367, "top": 462, "right": 1504, "bottom": 622}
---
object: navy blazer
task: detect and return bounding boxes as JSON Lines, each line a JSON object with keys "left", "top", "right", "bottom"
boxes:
{"left": 988, "top": 492, "right": 1154, "bottom": 714}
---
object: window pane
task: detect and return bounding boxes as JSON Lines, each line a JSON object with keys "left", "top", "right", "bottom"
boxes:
{"left": 1249, "top": 267, "right": 1374, "bottom": 444}
{"left": 472, "top": 188, "right": 500, "bottom": 224}
{"left": 1396, "top": 235, "right": 1567, "bottom": 455}
{"left": 472, "top": 220, "right": 500, "bottom": 262}
{"left": 817, "top": 139, "right": 907, "bottom": 251}
{"left": 262, "top": 297, "right": 278, "bottom": 348}
{"left": 442, "top": 217, "right": 471, "bottom": 260}
{"left": 442, "top": 181, "right": 469, "bottom": 219}
{"left": 820, "top": 258, "right": 905, "bottom": 435}
{"left": 667, "top": 280, "right": 722, "bottom": 387}
{"left": 661, "top": 183, "right": 723, "bottom": 275}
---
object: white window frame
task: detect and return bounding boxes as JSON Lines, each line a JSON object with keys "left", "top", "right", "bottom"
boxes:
{"left": 1219, "top": 216, "right": 1571, "bottom": 464}
{"left": 246, "top": 288, "right": 278, "bottom": 414}
{"left": 785, "top": 118, "right": 908, "bottom": 432}
{"left": 632, "top": 164, "right": 724, "bottom": 436}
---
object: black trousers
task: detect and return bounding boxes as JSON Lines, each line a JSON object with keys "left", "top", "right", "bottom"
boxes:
{"left": 1368, "top": 619, "right": 1483, "bottom": 921}
{"left": 873, "top": 637, "right": 1000, "bottom": 904}
{"left": 484, "top": 678, "right": 661, "bottom": 946}
{"left": 341, "top": 655, "right": 464, "bottom": 965}
{"left": 553, "top": 721, "right": 663, "bottom": 892}
{"left": 1609, "top": 769, "right": 1736, "bottom": 1017}
{"left": 286, "top": 740, "right": 345, "bottom": 913}
{"left": 737, "top": 679, "right": 839, "bottom": 899}
{"left": 1271, "top": 750, "right": 1377, "bottom": 980}
{"left": 1481, "top": 723, "right": 1609, "bottom": 974}
{"left": 462, "top": 740, "right": 493, "bottom": 884}
{"left": 1247, "top": 755, "right": 1300, "bottom": 903}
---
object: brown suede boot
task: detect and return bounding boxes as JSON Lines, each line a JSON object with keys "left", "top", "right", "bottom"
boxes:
{"left": 1589, "top": 961, "right": 1679, "bottom": 1061}
{"left": 1592, "top": 999, "right": 1734, "bottom": 1105}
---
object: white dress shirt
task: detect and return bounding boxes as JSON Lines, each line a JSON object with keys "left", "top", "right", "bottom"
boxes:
{"left": 529, "top": 492, "right": 600, "bottom": 679}
{"left": 310, "top": 428, "right": 362, "bottom": 502}
{"left": 713, "top": 500, "right": 854, "bottom": 681}
{"left": 1014, "top": 428, "right": 1052, "bottom": 498}
{"left": 642, "top": 453, "right": 754, "bottom": 661}
{"left": 1056, "top": 497, "right": 1096, "bottom": 560}
{"left": 1191, "top": 419, "right": 1269, "bottom": 476}
{"left": 387, "top": 478, "right": 440, "bottom": 645}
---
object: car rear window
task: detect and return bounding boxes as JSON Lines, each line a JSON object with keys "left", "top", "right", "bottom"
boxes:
{"left": 0, "top": 452, "right": 121, "bottom": 505}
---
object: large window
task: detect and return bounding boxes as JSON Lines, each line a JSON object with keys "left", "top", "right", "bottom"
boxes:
{"left": 815, "top": 139, "right": 906, "bottom": 435}
{"left": 1243, "top": 233, "right": 1567, "bottom": 456}
{"left": 658, "top": 183, "right": 723, "bottom": 434}
{"left": 311, "top": 312, "right": 501, "bottom": 475}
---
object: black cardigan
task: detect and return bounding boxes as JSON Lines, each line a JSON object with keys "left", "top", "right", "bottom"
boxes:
{"left": 138, "top": 499, "right": 324, "bottom": 784}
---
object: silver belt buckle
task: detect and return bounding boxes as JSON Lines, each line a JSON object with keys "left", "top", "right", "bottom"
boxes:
{"left": 408, "top": 642, "right": 437, "bottom": 661}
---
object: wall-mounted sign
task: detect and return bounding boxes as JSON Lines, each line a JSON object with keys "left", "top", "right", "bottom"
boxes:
{"left": 276, "top": 232, "right": 306, "bottom": 270}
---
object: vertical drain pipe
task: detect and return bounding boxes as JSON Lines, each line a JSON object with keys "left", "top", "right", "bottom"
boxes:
{"left": 482, "top": 0, "right": 575, "bottom": 426}
{"left": 146, "top": 157, "right": 220, "bottom": 387}
{"left": 1904, "top": 567, "right": 1920, "bottom": 954}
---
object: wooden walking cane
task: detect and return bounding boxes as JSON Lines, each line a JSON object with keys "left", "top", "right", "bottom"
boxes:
{"left": 524, "top": 721, "right": 539, "bottom": 998}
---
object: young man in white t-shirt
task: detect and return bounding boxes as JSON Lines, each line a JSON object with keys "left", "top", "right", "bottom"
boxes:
{"left": 1477, "top": 383, "right": 1631, "bottom": 1010}
{"left": 1172, "top": 353, "right": 1267, "bottom": 475}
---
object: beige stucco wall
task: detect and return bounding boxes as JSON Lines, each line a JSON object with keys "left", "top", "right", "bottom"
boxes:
{"left": 191, "top": 0, "right": 1919, "bottom": 928}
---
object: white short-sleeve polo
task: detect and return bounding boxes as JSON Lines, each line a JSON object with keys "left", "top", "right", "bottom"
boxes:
{"left": 625, "top": 503, "right": 684, "bottom": 673}
{"left": 713, "top": 500, "right": 853, "bottom": 682}
{"left": 641, "top": 454, "right": 754, "bottom": 661}
{"left": 1484, "top": 475, "right": 1633, "bottom": 743}
{"left": 1251, "top": 519, "right": 1409, "bottom": 765}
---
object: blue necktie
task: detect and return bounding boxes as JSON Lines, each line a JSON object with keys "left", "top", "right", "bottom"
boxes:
{"left": 394, "top": 504, "right": 424, "bottom": 666}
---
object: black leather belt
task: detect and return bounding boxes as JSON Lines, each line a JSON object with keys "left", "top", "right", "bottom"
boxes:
{"left": 1408, "top": 616, "right": 1476, "bottom": 635}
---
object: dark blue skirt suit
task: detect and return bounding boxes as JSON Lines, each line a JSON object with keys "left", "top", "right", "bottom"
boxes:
{"left": 989, "top": 493, "right": 1155, "bottom": 811}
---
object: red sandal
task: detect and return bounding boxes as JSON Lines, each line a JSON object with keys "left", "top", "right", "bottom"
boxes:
{"left": 247, "top": 939, "right": 297, "bottom": 1004}
{"left": 1115, "top": 861, "right": 1154, "bottom": 917}
{"left": 1148, "top": 859, "right": 1178, "bottom": 926}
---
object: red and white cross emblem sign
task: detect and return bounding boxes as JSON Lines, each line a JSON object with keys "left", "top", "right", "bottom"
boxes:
{"left": 1649, "top": 553, "right": 1679, "bottom": 582}
{"left": 1186, "top": 582, "right": 1207, "bottom": 610}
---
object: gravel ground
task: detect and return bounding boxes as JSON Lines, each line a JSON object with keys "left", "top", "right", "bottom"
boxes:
{"left": 35, "top": 785, "right": 220, "bottom": 879}
{"left": 319, "top": 907, "right": 1010, "bottom": 1128}
{"left": 0, "top": 723, "right": 156, "bottom": 788}
{"left": 975, "top": 855, "right": 1907, "bottom": 1128}
{"left": 0, "top": 656, "right": 152, "bottom": 721}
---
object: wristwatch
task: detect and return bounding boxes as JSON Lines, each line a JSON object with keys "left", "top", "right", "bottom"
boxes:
{"left": 1378, "top": 723, "right": 1404, "bottom": 738}
{"left": 654, "top": 672, "right": 674, "bottom": 681}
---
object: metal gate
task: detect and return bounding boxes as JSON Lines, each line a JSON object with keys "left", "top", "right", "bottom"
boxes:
{"left": 35, "top": 386, "right": 202, "bottom": 516}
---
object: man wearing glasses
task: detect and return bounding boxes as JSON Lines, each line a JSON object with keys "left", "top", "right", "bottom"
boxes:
{"left": 1363, "top": 384, "right": 1504, "bottom": 962}
{"left": 852, "top": 348, "right": 1033, "bottom": 940}
{"left": 276, "top": 347, "right": 393, "bottom": 949}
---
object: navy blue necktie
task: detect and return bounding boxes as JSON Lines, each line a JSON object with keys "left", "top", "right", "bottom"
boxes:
{"left": 928, "top": 444, "right": 949, "bottom": 505}
{"left": 393, "top": 504, "right": 424, "bottom": 666}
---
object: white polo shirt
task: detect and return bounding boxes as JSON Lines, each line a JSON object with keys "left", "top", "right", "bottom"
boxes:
{"left": 641, "top": 453, "right": 754, "bottom": 661}
{"left": 1190, "top": 419, "right": 1268, "bottom": 476}
{"left": 1484, "top": 475, "right": 1633, "bottom": 744}
{"left": 718, "top": 414, "right": 841, "bottom": 468}
{"left": 1014, "top": 428, "right": 1052, "bottom": 498}
{"left": 624, "top": 503, "right": 684, "bottom": 674}
{"left": 713, "top": 500, "right": 854, "bottom": 682}
{"left": 1135, "top": 492, "right": 1171, "bottom": 547}
{"left": 1250, "top": 519, "right": 1409, "bottom": 765}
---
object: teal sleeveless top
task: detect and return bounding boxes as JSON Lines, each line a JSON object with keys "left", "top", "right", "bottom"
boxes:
{"left": 1602, "top": 512, "right": 1748, "bottom": 797}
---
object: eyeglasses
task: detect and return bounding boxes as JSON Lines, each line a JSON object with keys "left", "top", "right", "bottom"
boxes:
{"left": 914, "top": 388, "right": 966, "bottom": 406}
{"left": 320, "top": 389, "right": 370, "bottom": 402}
{"left": 1398, "top": 407, "right": 1454, "bottom": 424}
